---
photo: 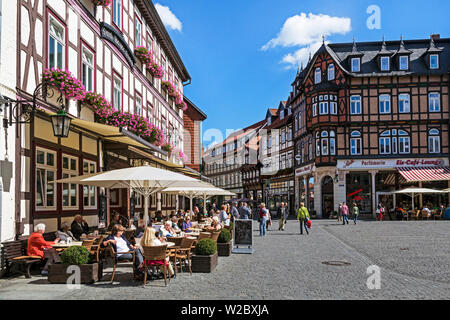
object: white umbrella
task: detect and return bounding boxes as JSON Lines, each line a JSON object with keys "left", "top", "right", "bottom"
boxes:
{"left": 393, "top": 187, "right": 443, "bottom": 210}
{"left": 56, "top": 165, "right": 207, "bottom": 225}
{"left": 162, "top": 186, "right": 236, "bottom": 214}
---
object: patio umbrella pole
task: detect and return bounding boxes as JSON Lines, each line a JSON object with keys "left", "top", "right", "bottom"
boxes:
{"left": 203, "top": 194, "right": 207, "bottom": 215}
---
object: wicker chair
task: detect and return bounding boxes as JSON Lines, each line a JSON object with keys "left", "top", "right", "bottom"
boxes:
{"left": 410, "top": 210, "right": 421, "bottom": 220}
{"left": 89, "top": 236, "right": 104, "bottom": 263}
{"left": 81, "top": 239, "right": 95, "bottom": 252}
{"left": 198, "top": 232, "right": 212, "bottom": 240}
{"left": 174, "top": 238, "right": 196, "bottom": 275}
{"left": 434, "top": 209, "right": 443, "bottom": 220}
{"left": 142, "top": 245, "right": 170, "bottom": 286}
{"left": 210, "top": 231, "right": 221, "bottom": 243}
{"left": 106, "top": 244, "right": 136, "bottom": 283}
{"left": 422, "top": 209, "right": 431, "bottom": 220}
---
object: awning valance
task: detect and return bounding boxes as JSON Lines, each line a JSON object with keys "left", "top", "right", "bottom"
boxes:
{"left": 397, "top": 166, "right": 450, "bottom": 182}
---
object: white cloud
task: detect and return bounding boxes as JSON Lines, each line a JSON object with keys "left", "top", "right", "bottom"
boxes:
{"left": 262, "top": 12, "right": 351, "bottom": 69}
{"left": 155, "top": 3, "right": 182, "bottom": 32}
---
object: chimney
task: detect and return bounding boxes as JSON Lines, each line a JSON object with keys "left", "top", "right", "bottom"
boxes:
{"left": 431, "top": 34, "right": 441, "bottom": 41}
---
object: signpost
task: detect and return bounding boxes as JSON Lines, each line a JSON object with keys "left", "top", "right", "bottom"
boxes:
{"left": 232, "top": 219, "right": 253, "bottom": 254}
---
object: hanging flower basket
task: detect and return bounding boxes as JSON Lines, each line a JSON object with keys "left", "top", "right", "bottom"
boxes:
{"left": 175, "top": 93, "right": 188, "bottom": 111}
{"left": 135, "top": 47, "right": 164, "bottom": 79}
{"left": 42, "top": 68, "right": 86, "bottom": 101}
{"left": 147, "top": 58, "right": 164, "bottom": 79}
{"left": 162, "top": 144, "right": 175, "bottom": 155}
{"left": 161, "top": 81, "right": 178, "bottom": 99}
{"left": 92, "top": 0, "right": 111, "bottom": 6}
{"left": 134, "top": 47, "right": 152, "bottom": 65}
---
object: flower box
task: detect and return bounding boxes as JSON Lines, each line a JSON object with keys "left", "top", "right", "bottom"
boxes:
{"left": 217, "top": 241, "right": 232, "bottom": 257}
{"left": 42, "top": 68, "right": 85, "bottom": 101}
{"left": 48, "top": 263, "right": 102, "bottom": 284}
{"left": 92, "top": 0, "right": 111, "bottom": 7}
{"left": 191, "top": 252, "right": 218, "bottom": 273}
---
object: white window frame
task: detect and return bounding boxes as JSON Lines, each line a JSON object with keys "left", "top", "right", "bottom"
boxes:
{"left": 379, "top": 131, "right": 391, "bottom": 155}
{"left": 351, "top": 58, "right": 360, "bottom": 72}
{"left": 399, "top": 56, "right": 409, "bottom": 70}
{"left": 135, "top": 16, "right": 142, "bottom": 47}
{"left": 135, "top": 94, "right": 142, "bottom": 116}
{"left": 328, "top": 64, "right": 335, "bottom": 81}
{"left": 330, "top": 102, "right": 337, "bottom": 115}
{"left": 48, "top": 14, "right": 66, "bottom": 70}
{"left": 379, "top": 95, "right": 391, "bottom": 114}
{"left": 381, "top": 56, "right": 390, "bottom": 71}
{"left": 35, "top": 147, "right": 57, "bottom": 211}
{"left": 398, "top": 131, "right": 411, "bottom": 154}
{"left": 350, "top": 95, "right": 361, "bottom": 114}
{"left": 329, "top": 131, "right": 336, "bottom": 156}
{"left": 428, "top": 129, "right": 441, "bottom": 154}
{"left": 315, "top": 68, "right": 321, "bottom": 84}
{"left": 429, "top": 92, "right": 440, "bottom": 112}
{"left": 398, "top": 93, "right": 411, "bottom": 113}
{"left": 113, "top": 75, "right": 122, "bottom": 111}
{"left": 113, "top": 0, "right": 122, "bottom": 29}
{"left": 83, "top": 160, "right": 97, "bottom": 209}
{"left": 82, "top": 45, "right": 94, "bottom": 92}
{"left": 430, "top": 54, "right": 439, "bottom": 69}
{"left": 319, "top": 102, "right": 328, "bottom": 115}
{"left": 350, "top": 131, "right": 362, "bottom": 155}
{"left": 62, "top": 154, "right": 79, "bottom": 210}
{"left": 312, "top": 103, "right": 317, "bottom": 117}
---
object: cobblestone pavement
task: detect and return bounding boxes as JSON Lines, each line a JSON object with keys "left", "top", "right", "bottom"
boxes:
{"left": 0, "top": 219, "right": 449, "bottom": 300}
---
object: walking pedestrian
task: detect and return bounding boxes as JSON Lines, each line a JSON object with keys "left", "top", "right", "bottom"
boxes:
{"left": 341, "top": 202, "right": 349, "bottom": 225}
{"left": 297, "top": 202, "right": 310, "bottom": 235}
{"left": 337, "top": 203, "right": 343, "bottom": 222}
{"left": 238, "top": 202, "right": 251, "bottom": 220}
{"left": 231, "top": 202, "right": 239, "bottom": 222}
{"left": 352, "top": 203, "right": 359, "bottom": 224}
{"left": 278, "top": 203, "right": 286, "bottom": 231}
{"left": 377, "top": 202, "right": 385, "bottom": 221}
{"left": 259, "top": 203, "right": 269, "bottom": 237}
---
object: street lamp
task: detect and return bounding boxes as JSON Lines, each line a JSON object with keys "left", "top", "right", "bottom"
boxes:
{"left": 0, "top": 81, "right": 71, "bottom": 138}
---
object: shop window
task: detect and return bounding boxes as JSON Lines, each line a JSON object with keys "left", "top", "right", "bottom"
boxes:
{"left": 428, "top": 129, "right": 441, "bottom": 154}
{"left": 62, "top": 154, "right": 78, "bottom": 209}
{"left": 350, "top": 131, "right": 362, "bottom": 155}
{"left": 36, "top": 147, "right": 57, "bottom": 210}
{"left": 398, "top": 94, "right": 410, "bottom": 113}
{"left": 428, "top": 93, "right": 440, "bottom": 112}
{"left": 48, "top": 13, "right": 66, "bottom": 69}
{"left": 83, "top": 160, "right": 97, "bottom": 209}
{"left": 346, "top": 173, "right": 372, "bottom": 214}
{"left": 82, "top": 45, "right": 95, "bottom": 92}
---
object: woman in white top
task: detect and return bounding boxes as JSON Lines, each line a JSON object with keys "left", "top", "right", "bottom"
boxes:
{"left": 141, "top": 227, "right": 174, "bottom": 278}
{"left": 160, "top": 221, "right": 175, "bottom": 237}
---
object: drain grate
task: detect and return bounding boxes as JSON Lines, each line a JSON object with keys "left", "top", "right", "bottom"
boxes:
{"left": 322, "top": 261, "right": 351, "bottom": 267}
{"left": 400, "top": 248, "right": 409, "bottom": 251}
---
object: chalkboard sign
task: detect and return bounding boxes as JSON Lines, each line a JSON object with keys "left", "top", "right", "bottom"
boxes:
{"left": 98, "top": 195, "right": 107, "bottom": 224}
{"left": 232, "top": 219, "right": 253, "bottom": 254}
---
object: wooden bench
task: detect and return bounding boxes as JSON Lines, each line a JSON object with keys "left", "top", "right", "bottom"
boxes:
{"left": 1, "top": 241, "right": 42, "bottom": 278}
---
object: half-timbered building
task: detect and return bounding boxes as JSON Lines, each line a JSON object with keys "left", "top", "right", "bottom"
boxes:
{"left": 293, "top": 35, "right": 450, "bottom": 218}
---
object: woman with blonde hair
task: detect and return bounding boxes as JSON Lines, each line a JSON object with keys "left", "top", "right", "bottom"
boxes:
{"left": 141, "top": 227, "right": 174, "bottom": 279}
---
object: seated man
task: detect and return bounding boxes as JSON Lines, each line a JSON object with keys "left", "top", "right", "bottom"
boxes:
{"left": 28, "top": 224, "right": 61, "bottom": 276}
{"left": 107, "top": 212, "right": 122, "bottom": 232}
{"left": 422, "top": 206, "right": 431, "bottom": 219}
{"left": 71, "top": 214, "right": 90, "bottom": 241}
{"left": 102, "top": 224, "right": 144, "bottom": 280}
{"left": 443, "top": 204, "right": 450, "bottom": 220}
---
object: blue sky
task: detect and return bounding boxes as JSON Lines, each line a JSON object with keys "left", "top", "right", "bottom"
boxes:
{"left": 155, "top": 0, "right": 450, "bottom": 148}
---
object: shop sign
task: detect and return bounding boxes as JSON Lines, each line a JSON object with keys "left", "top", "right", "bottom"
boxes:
{"left": 338, "top": 158, "right": 448, "bottom": 170}
{"left": 100, "top": 23, "right": 136, "bottom": 68}
{"left": 295, "top": 164, "right": 314, "bottom": 177}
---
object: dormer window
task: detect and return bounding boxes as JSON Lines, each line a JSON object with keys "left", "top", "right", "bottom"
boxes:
{"left": 399, "top": 56, "right": 409, "bottom": 70}
{"left": 381, "top": 57, "right": 390, "bottom": 71}
{"left": 351, "top": 58, "right": 360, "bottom": 72}
{"left": 430, "top": 54, "right": 439, "bottom": 69}
{"left": 315, "top": 68, "right": 321, "bottom": 84}
{"left": 328, "top": 64, "right": 335, "bottom": 81}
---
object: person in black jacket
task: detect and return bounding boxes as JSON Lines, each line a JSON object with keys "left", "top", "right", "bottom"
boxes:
{"left": 70, "top": 215, "right": 90, "bottom": 240}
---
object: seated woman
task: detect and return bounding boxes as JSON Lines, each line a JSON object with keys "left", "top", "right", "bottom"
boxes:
{"left": 55, "top": 222, "right": 74, "bottom": 242}
{"left": 140, "top": 227, "right": 174, "bottom": 279}
{"left": 205, "top": 216, "right": 222, "bottom": 232}
{"left": 181, "top": 215, "right": 193, "bottom": 233}
{"left": 102, "top": 224, "right": 144, "bottom": 280}
{"left": 28, "top": 224, "right": 61, "bottom": 276}
{"left": 160, "top": 221, "right": 175, "bottom": 238}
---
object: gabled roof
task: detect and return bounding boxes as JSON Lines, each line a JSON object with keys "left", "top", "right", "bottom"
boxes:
{"left": 376, "top": 38, "right": 393, "bottom": 57}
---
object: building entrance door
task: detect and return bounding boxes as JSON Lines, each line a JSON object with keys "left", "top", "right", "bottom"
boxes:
{"left": 322, "top": 176, "right": 334, "bottom": 219}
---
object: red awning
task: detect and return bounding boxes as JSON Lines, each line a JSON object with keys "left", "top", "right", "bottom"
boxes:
{"left": 397, "top": 166, "right": 450, "bottom": 182}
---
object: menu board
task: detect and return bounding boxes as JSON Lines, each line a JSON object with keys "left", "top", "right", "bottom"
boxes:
{"left": 233, "top": 219, "right": 253, "bottom": 247}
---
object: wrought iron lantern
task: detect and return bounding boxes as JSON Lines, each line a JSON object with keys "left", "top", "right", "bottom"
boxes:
{"left": 51, "top": 108, "right": 71, "bottom": 138}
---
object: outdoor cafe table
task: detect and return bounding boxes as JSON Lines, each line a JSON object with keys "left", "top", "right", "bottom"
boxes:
{"left": 51, "top": 242, "right": 83, "bottom": 248}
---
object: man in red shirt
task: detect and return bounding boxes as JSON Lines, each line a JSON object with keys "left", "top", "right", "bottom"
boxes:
{"left": 28, "top": 223, "right": 61, "bottom": 275}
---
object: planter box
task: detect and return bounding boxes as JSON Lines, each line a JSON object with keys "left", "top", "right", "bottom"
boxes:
{"left": 48, "top": 263, "right": 102, "bottom": 284}
{"left": 191, "top": 252, "right": 218, "bottom": 273}
{"left": 217, "top": 241, "right": 232, "bottom": 257}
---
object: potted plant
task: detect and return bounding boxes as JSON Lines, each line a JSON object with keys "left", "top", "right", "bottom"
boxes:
{"left": 48, "top": 246, "right": 102, "bottom": 284}
{"left": 92, "top": 0, "right": 111, "bottom": 6}
{"left": 217, "top": 229, "right": 232, "bottom": 257}
{"left": 191, "top": 238, "right": 218, "bottom": 273}
{"left": 42, "top": 68, "right": 86, "bottom": 101}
